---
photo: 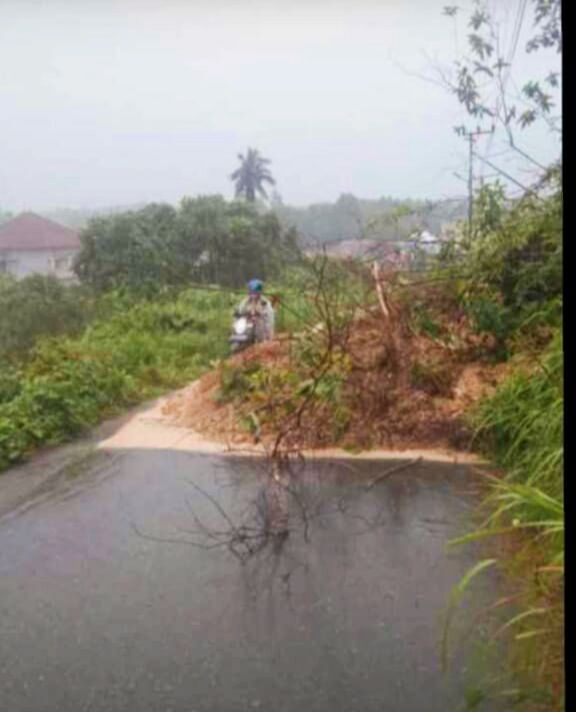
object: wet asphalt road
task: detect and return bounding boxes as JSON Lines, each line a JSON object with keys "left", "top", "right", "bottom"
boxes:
{"left": 0, "top": 450, "right": 502, "bottom": 712}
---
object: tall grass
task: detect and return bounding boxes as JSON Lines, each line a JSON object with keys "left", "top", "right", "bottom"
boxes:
{"left": 472, "top": 331, "right": 563, "bottom": 561}
{"left": 449, "top": 330, "right": 564, "bottom": 708}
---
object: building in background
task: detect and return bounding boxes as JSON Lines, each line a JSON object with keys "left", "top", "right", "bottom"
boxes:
{"left": 417, "top": 230, "right": 442, "bottom": 256}
{"left": 0, "top": 213, "right": 81, "bottom": 281}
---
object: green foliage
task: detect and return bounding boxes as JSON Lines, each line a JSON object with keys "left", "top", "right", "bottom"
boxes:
{"left": 269, "top": 258, "right": 373, "bottom": 336}
{"left": 230, "top": 148, "right": 276, "bottom": 203}
{"left": 437, "top": 175, "right": 562, "bottom": 357}
{"left": 274, "top": 193, "right": 467, "bottom": 246}
{"left": 449, "top": 332, "right": 564, "bottom": 706}
{"left": 462, "top": 294, "right": 511, "bottom": 358}
{"left": 445, "top": 1, "right": 561, "bottom": 136}
{"left": 410, "top": 358, "right": 453, "bottom": 396}
{"left": 215, "top": 259, "right": 363, "bottom": 445}
{"left": 216, "top": 361, "right": 262, "bottom": 404}
{"left": 74, "top": 203, "right": 182, "bottom": 293}
{"left": 0, "top": 289, "right": 230, "bottom": 470}
{"left": 472, "top": 331, "right": 563, "bottom": 500}
{"left": 411, "top": 304, "right": 444, "bottom": 339}
{"left": 0, "top": 367, "right": 22, "bottom": 404}
{"left": 0, "top": 274, "right": 92, "bottom": 359}
{"left": 74, "top": 196, "right": 301, "bottom": 292}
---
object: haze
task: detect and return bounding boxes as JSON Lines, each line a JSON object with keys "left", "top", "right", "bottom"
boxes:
{"left": 0, "top": 0, "right": 561, "bottom": 212}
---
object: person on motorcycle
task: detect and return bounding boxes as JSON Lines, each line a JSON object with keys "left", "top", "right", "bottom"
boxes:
{"left": 235, "top": 279, "right": 275, "bottom": 342}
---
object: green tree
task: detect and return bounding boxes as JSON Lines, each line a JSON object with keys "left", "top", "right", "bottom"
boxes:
{"left": 440, "top": 0, "right": 561, "bottom": 188}
{"left": 230, "top": 148, "right": 276, "bottom": 203}
{"left": 74, "top": 203, "right": 182, "bottom": 292}
{"left": 0, "top": 274, "right": 89, "bottom": 359}
{"left": 74, "top": 196, "right": 301, "bottom": 292}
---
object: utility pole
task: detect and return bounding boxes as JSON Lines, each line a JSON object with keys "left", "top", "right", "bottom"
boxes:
{"left": 462, "top": 126, "right": 494, "bottom": 238}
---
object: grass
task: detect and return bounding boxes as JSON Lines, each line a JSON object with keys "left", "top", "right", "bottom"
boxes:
{"left": 0, "top": 288, "right": 233, "bottom": 471}
{"left": 446, "top": 329, "right": 564, "bottom": 709}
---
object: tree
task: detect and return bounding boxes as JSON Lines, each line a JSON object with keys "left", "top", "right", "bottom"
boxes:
{"left": 0, "top": 274, "right": 89, "bottom": 358}
{"left": 74, "top": 204, "right": 182, "bottom": 292}
{"left": 439, "top": 0, "right": 561, "bottom": 189}
{"left": 230, "top": 148, "right": 276, "bottom": 203}
{"left": 74, "top": 196, "right": 301, "bottom": 292}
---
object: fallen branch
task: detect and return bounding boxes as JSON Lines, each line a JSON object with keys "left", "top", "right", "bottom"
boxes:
{"left": 372, "top": 261, "right": 391, "bottom": 320}
{"left": 365, "top": 457, "right": 422, "bottom": 490}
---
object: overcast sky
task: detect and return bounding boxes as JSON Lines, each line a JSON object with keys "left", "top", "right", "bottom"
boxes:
{"left": 0, "top": 0, "right": 561, "bottom": 211}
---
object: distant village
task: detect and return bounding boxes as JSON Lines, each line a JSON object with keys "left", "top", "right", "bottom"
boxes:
{"left": 0, "top": 208, "right": 451, "bottom": 282}
{"left": 304, "top": 229, "right": 446, "bottom": 269}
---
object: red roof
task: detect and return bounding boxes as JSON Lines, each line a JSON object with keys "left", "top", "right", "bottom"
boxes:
{"left": 0, "top": 212, "right": 80, "bottom": 252}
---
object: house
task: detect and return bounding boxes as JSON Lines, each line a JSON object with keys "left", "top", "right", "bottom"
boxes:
{"left": 0, "top": 212, "right": 81, "bottom": 281}
{"left": 306, "top": 239, "right": 412, "bottom": 269}
{"left": 417, "top": 230, "right": 441, "bottom": 256}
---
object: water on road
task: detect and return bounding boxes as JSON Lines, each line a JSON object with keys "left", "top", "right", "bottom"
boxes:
{"left": 0, "top": 450, "right": 502, "bottom": 711}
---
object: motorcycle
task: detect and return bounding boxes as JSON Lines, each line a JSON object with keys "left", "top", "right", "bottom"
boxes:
{"left": 229, "top": 311, "right": 257, "bottom": 354}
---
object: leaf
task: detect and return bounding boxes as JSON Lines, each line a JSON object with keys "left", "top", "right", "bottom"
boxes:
{"left": 493, "top": 58, "right": 509, "bottom": 72}
{"left": 473, "top": 61, "right": 493, "bottom": 78}
{"left": 469, "top": 9, "right": 489, "bottom": 30}
{"left": 441, "top": 559, "right": 497, "bottom": 671}
{"left": 443, "top": 5, "right": 459, "bottom": 17}
{"left": 493, "top": 607, "right": 548, "bottom": 638}
{"left": 468, "top": 34, "right": 494, "bottom": 60}
{"left": 515, "top": 628, "right": 550, "bottom": 641}
{"left": 518, "top": 109, "right": 537, "bottom": 128}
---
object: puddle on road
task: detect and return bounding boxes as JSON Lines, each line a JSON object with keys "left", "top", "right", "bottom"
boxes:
{"left": 0, "top": 451, "right": 507, "bottom": 712}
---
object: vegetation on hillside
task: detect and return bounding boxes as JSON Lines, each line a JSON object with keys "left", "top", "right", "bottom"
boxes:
{"left": 73, "top": 196, "right": 300, "bottom": 292}
{"left": 0, "top": 0, "right": 562, "bottom": 704}
{"left": 433, "top": 1, "right": 563, "bottom": 706}
{"left": 0, "top": 274, "right": 96, "bottom": 360}
{"left": 0, "top": 289, "right": 232, "bottom": 470}
{"left": 272, "top": 193, "right": 468, "bottom": 246}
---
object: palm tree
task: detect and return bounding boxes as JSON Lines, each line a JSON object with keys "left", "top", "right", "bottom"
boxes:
{"left": 230, "top": 148, "right": 276, "bottom": 203}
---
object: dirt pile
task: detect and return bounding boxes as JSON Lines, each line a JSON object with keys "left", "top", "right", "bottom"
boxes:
{"left": 162, "top": 338, "right": 290, "bottom": 447}
{"left": 163, "top": 300, "right": 509, "bottom": 453}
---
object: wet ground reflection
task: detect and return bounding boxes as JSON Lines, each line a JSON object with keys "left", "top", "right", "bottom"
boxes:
{"left": 0, "top": 451, "right": 504, "bottom": 712}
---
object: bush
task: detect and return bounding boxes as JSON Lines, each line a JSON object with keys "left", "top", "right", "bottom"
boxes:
{"left": 0, "top": 288, "right": 231, "bottom": 470}
{"left": 436, "top": 175, "right": 562, "bottom": 359}
{"left": 74, "top": 197, "right": 302, "bottom": 292}
{"left": 0, "top": 274, "right": 93, "bottom": 359}
{"left": 410, "top": 358, "right": 454, "bottom": 396}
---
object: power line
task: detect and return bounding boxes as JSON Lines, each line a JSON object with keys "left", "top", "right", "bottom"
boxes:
{"left": 481, "top": 0, "right": 528, "bottom": 180}
{"left": 461, "top": 127, "right": 495, "bottom": 235}
{"left": 503, "top": 0, "right": 528, "bottom": 91}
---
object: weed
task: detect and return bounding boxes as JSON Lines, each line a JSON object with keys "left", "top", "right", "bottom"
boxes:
{"left": 410, "top": 358, "right": 454, "bottom": 396}
{"left": 0, "top": 288, "right": 230, "bottom": 471}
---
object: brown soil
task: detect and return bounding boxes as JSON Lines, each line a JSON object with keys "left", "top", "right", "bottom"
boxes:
{"left": 162, "top": 339, "right": 291, "bottom": 448}
{"left": 162, "top": 305, "right": 511, "bottom": 454}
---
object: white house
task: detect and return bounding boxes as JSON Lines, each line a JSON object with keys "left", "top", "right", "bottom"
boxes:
{"left": 0, "top": 212, "right": 81, "bottom": 281}
{"left": 418, "top": 230, "right": 441, "bottom": 256}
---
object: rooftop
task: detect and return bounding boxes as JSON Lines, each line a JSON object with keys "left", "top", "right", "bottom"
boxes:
{"left": 0, "top": 212, "right": 80, "bottom": 252}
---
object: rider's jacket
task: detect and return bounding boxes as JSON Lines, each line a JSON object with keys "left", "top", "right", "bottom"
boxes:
{"left": 236, "top": 295, "right": 275, "bottom": 341}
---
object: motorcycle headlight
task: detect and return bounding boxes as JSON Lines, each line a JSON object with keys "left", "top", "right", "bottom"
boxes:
{"left": 234, "top": 317, "right": 248, "bottom": 335}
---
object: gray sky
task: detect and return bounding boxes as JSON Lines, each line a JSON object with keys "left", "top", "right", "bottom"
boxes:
{"left": 0, "top": 0, "right": 561, "bottom": 211}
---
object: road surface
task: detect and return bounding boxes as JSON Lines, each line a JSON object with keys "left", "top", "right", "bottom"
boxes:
{"left": 0, "top": 437, "right": 503, "bottom": 711}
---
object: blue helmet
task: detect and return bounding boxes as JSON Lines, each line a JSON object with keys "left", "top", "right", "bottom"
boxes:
{"left": 248, "top": 279, "right": 263, "bottom": 294}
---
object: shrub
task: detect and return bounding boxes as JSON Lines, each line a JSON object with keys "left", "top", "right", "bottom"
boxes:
{"left": 0, "top": 274, "right": 92, "bottom": 359}
{"left": 0, "top": 288, "right": 230, "bottom": 470}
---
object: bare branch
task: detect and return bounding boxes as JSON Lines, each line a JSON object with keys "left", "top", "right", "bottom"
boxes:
{"left": 365, "top": 458, "right": 423, "bottom": 491}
